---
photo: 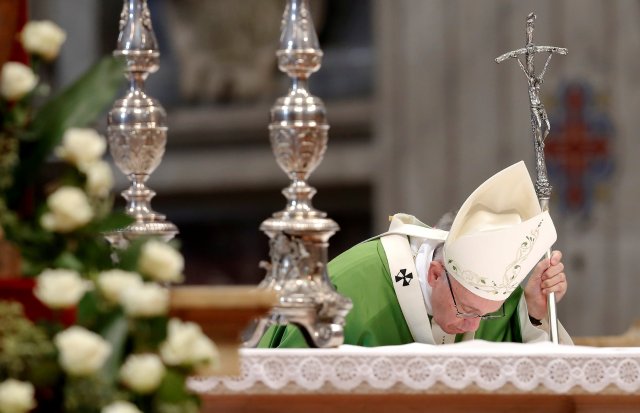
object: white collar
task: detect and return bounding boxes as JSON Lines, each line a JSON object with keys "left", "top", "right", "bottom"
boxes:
{"left": 414, "top": 238, "right": 439, "bottom": 315}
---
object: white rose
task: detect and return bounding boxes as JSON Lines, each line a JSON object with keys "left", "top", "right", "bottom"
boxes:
{"left": 0, "top": 62, "right": 37, "bottom": 101}
{"left": 19, "top": 21, "right": 66, "bottom": 61}
{"left": 97, "top": 270, "right": 142, "bottom": 304}
{"left": 55, "top": 128, "right": 106, "bottom": 171}
{"left": 34, "top": 268, "right": 89, "bottom": 309}
{"left": 54, "top": 326, "right": 111, "bottom": 376}
{"left": 138, "top": 241, "right": 184, "bottom": 283}
{"left": 119, "top": 354, "right": 165, "bottom": 394}
{"left": 85, "top": 160, "right": 114, "bottom": 197}
{"left": 120, "top": 283, "right": 169, "bottom": 318}
{"left": 101, "top": 401, "right": 142, "bottom": 413}
{"left": 160, "top": 318, "right": 220, "bottom": 374}
{"left": 0, "top": 379, "right": 36, "bottom": 413}
{"left": 40, "top": 186, "right": 93, "bottom": 233}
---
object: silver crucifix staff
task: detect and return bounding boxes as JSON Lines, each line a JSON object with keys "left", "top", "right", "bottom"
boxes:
{"left": 495, "top": 12, "right": 567, "bottom": 344}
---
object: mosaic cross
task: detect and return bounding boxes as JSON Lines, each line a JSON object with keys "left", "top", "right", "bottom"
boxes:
{"left": 546, "top": 83, "right": 614, "bottom": 216}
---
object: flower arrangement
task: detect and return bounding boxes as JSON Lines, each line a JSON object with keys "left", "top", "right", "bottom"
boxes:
{"left": 0, "top": 240, "right": 219, "bottom": 413}
{"left": 0, "top": 18, "right": 127, "bottom": 278}
{"left": 0, "top": 19, "right": 218, "bottom": 413}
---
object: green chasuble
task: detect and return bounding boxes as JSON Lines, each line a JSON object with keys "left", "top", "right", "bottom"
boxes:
{"left": 258, "top": 239, "right": 523, "bottom": 348}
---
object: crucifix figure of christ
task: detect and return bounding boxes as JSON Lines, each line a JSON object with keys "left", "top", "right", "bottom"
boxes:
{"left": 496, "top": 12, "right": 567, "bottom": 199}
{"left": 495, "top": 12, "right": 567, "bottom": 344}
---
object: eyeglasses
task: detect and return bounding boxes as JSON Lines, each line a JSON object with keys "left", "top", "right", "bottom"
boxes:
{"left": 444, "top": 269, "right": 505, "bottom": 320}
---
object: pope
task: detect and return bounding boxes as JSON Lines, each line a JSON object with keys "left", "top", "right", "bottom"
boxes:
{"left": 260, "top": 162, "right": 572, "bottom": 347}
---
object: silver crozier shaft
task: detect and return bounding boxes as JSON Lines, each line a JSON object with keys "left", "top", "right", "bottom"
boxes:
{"left": 539, "top": 199, "right": 559, "bottom": 344}
{"left": 495, "top": 13, "right": 567, "bottom": 344}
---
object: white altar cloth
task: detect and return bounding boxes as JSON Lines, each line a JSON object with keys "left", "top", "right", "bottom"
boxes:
{"left": 189, "top": 341, "right": 640, "bottom": 395}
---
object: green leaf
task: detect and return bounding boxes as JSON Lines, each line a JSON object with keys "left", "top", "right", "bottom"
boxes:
{"left": 26, "top": 356, "right": 61, "bottom": 388}
{"left": 64, "top": 375, "right": 115, "bottom": 413}
{"left": 115, "top": 237, "right": 148, "bottom": 272}
{"left": 130, "top": 316, "right": 168, "bottom": 352}
{"left": 7, "top": 56, "right": 125, "bottom": 205}
{"left": 155, "top": 369, "right": 191, "bottom": 404}
{"left": 53, "top": 251, "right": 84, "bottom": 272}
{"left": 76, "top": 290, "right": 100, "bottom": 329}
{"left": 72, "top": 234, "right": 113, "bottom": 273}
{"left": 99, "top": 311, "right": 129, "bottom": 385}
{"left": 94, "top": 212, "right": 135, "bottom": 233}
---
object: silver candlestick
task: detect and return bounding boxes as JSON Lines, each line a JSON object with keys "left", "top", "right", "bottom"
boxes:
{"left": 106, "top": 0, "right": 178, "bottom": 247}
{"left": 244, "top": 0, "right": 352, "bottom": 348}
{"left": 496, "top": 12, "right": 567, "bottom": 344}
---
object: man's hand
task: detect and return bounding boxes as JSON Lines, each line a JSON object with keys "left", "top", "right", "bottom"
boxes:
{"left": 524, "top": 250, "right": 567, "bottom": 321}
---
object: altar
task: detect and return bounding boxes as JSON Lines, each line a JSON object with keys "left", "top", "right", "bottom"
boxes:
{"left": 193, "top": 343, "right": 640, "bottom": 413}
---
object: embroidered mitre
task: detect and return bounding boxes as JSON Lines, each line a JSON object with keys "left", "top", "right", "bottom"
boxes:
{"left": 443, "top": 161, "right": 557, "bottom": 301}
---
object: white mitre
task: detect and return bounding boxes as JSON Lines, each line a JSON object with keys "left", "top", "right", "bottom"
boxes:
{"left": 443, "top": 161, "right": 557, "bottom": 301}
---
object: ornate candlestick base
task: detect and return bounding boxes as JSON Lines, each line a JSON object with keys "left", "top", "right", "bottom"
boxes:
{"left": 244, "top": 211, "right": 352, "bottom": 348}
{"left": 254, "top": 186, "right": 352, "bottom": 347}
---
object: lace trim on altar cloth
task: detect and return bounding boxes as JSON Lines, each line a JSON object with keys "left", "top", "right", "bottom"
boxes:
{"left": 188, "top": 342, "right": 640, "bottom": 395}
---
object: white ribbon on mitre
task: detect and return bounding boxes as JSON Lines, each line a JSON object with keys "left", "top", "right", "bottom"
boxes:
{"left": 368, "top": 213, "right": 449, "bottom": 243}
{"left": 443, "top": 161, "right": 557, "bottom": 301}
